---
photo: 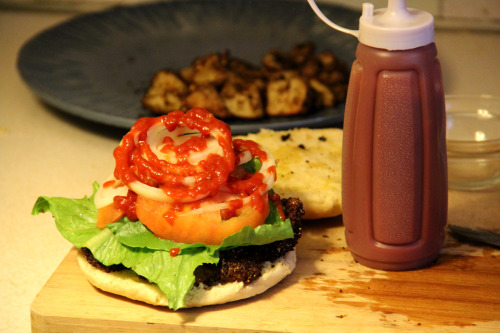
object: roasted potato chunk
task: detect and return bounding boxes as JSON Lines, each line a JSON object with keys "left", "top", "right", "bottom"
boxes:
{"left": 309, "top": 78, "right": 335, "bottom": 108}
{"left": 289, "top": 41, "right": 316, "bottom": 66}
{"left": 228, "top": 58, "right": 263, "bottom": 81}
{"left": 299, "top": 58, "right": 320, "bottom": 77}
{"left": 184, "top": 85, "right": 230, "bottom": 118}
{"left": 266, "top": 71, "right": 310, "bottom": 116}
{"left": 189, "top": 52, "right": 229, "bottom": 86}
{"left": 141, "top": 70, "right": 188, "bottom": 114}
{"left": 221, "top": 78, "right": 264, "bottom": 119}
{"left": 142, "top": 42, "right": 349, "bottom": 119}
{"left": 262, "top": 49, "right": 291, "bottom": 72}
{"left": 316, "top": 50, "right": 337, "bottom": 71}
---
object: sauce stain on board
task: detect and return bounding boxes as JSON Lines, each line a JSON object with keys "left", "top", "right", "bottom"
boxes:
{"left": 300, "top": 236, "right": 500, "bottom": 329}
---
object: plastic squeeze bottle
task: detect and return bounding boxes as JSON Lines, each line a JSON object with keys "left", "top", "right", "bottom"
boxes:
{"left": 308, "top": 0, "right": 447, "bottom": 270}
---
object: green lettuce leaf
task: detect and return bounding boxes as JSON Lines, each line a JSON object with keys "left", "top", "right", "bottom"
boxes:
{"left": 107, "top": 215, "right": 293, "bottom": 256}
{"left": 81, "top": 227, "right": 218, "bottom": 310}
{"left": 32, "top": 183, "right": 293, "bottom": 310}
{"left": 32, "top": 183, "right": 101, "bottom": 247}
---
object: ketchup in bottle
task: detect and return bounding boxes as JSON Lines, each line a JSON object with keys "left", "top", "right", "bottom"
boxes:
{"left": 308, "top": 0, "right": 447, "bottom": 270}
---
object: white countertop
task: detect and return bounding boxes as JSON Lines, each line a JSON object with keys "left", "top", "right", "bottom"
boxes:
{"left": 1, "top": 7, "right": 499, "bottom": 333}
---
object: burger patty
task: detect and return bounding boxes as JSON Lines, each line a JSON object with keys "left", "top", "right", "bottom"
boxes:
{"left": 82, "top": 197, "right": 304, "bottom": 287}
{"left": 194, "top": 197, "right": 304, "bottom": 287}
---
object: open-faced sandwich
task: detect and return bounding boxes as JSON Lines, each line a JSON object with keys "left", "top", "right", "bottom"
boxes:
{"left": 238, "top": 127, "right": 343, "bottom": 220}
{"left": 32, "top": 108, "right": 303, "bottom": 310}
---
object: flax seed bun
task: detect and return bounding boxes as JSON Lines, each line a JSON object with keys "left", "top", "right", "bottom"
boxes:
{"left": 76, "top": 249, "right": 296, "bottom": 308}
{"left": 238, "top": 128, "right": 342, "bottom": 219}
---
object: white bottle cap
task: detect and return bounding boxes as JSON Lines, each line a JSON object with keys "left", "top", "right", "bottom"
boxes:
{"left": 307, "top": 0, "right": 435, "bottom": 50}
{"left": 358, "top": 0, "right": 435, "bottom": 50}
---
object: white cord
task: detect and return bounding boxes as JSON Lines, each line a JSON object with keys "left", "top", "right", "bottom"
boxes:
{"left": 306, "top": 0, "right": 359, "bottom": 38}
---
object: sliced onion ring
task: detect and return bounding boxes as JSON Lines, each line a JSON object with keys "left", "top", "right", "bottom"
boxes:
{"left": 113, "top": 109, "right": 235, "bottom": 203}
{"left": 94, "top": 175, "right": 128, "bottom": 209}
{"left": 177, "top": 139, "right": 277, "bottom": 217}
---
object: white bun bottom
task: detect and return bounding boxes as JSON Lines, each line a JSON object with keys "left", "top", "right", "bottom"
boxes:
{"left": 76, "top": 249, "right": 296, "bottom": 308}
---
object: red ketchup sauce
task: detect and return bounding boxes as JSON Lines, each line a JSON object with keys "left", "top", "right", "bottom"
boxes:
{"left": 102, "top": 180, "right": 116, "bottom": 188}
{"left": 169, "top": 247, "right": 181, "bottom": 257}
{"left": 110, "top": 108, "right": 273, "bottom": 229}
{"left": 220, "top": 199, "right": 244, "bottom": 221}
{"left": 113, "top": 191, "right": 138, "bottom": 221}
{"left": 268, "top": 192, "right": 286, "bottom": 221}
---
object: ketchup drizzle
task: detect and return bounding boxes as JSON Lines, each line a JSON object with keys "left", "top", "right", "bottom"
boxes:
{"left": 111, "top": 108, "right": 274, "bottom": 229}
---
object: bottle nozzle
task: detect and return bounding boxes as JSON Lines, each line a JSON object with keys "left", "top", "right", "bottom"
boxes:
{"left": 387, "top": 0, "right": 409, "bottom": 15}
{"left": 382, "top": 0, "right": 412, "bottom": 25}
{"left": 307, "top": 0, "right": 435, "bottom": 50}
{"left": 361, "top": 3, "right": 374, "bottom": 19}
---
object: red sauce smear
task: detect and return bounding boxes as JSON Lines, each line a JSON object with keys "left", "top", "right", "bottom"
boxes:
{"left": 113, "top": 108, "right": 235, "bottom": 202}
{"left": 227, "top": 139, "right": 271, "bottom": 197}
{"left": 111, "top": 108, "right": 274, "bottom": 229}
{"left": 220, "top": 199, "right": 244, "bottom": 220}
{"left": 170, "top": 247, "right": 181, "bottom": 257}
{"left": 103, "top": 180, "right": 116, "bottom": 188}
{"left": 269, "top": 192, "right": 286, "bottom": 221}
{"left": 113, "top": 190, "right": 138, "bottom": 221}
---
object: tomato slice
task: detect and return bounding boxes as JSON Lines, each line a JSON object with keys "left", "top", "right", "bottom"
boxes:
{"left": 135, "top": 194, "right": 270, "bottom": 245}
{"left": 98, "top": 108, "right": 278, "bottom": 244}
{"left": 96, "top": 204, "right": 125, "bottom": 229}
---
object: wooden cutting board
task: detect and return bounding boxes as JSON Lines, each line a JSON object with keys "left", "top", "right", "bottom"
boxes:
{"left": 31, "top": 214, "right": 500, "bottom": 333}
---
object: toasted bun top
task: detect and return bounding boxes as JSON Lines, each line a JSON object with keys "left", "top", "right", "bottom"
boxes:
{"left": 238, "top": 128, "right": 342, "bottom": 219}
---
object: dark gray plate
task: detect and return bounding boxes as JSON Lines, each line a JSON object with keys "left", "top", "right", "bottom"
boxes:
{"left": 17, "top": 0, "right": 359, "bottom": 134}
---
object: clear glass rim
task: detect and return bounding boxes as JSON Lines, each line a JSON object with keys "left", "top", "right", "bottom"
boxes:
{"left": 446, "top": 94, "right": 500, "bottom": 152}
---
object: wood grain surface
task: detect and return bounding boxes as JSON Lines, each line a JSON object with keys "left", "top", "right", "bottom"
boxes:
{"left": 31, "top": 213, "right": 500, "bottom": 333}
